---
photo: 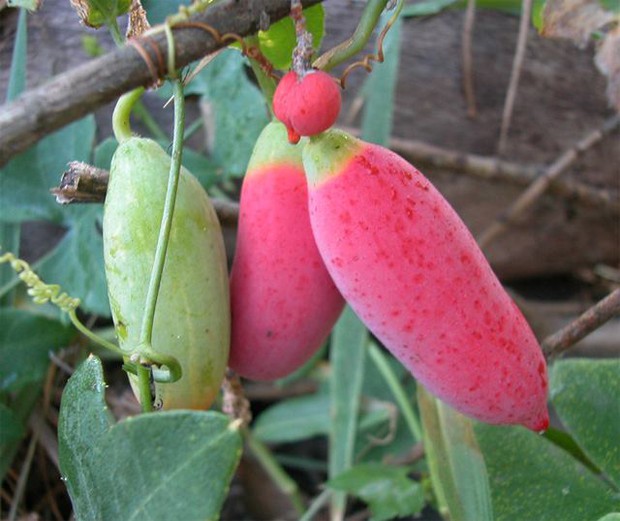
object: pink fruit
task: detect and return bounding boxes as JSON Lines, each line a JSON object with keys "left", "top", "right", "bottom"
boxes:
{"left": 273, "top": 70, "right": 342, "bottom": 144}
{"left": 229, "top": 122, "right": 345, "bottom": 381}
{"left": 302, "top": 130, "right": 549, "bottom": 431}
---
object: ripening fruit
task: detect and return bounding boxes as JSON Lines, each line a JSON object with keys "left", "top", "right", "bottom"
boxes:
{"left": 273, "top": 70, "right": 342, "bottom": 144}
{"left": 103, "top": 138, "right": 230, "bottom": 410}
{"left": 229, "top": 122, "right": 345, "bottom": 381}
{"left": 302, "top": 130, "right": 549, "bottom": 431}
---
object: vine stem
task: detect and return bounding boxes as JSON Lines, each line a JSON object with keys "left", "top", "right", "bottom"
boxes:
{"left": 312, "top": 0, "right": 388, "bottom": 71}
{"left": 112, "top": 87, "right": 146, "bottom": 143}
{"left": 138, "top": 78, "right": 186, "bottom": 350}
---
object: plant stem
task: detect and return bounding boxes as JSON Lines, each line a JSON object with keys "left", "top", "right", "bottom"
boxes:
{"left": 112, "top": 87, "right": 146, "bottom": 143}
{"left": 133, "top": 101, "right": 169, "bottom": 142}
{"left": 138, "top": 79, "right": 185, "bottom": 349}
{"left": 136, "top": 363, "right": 154, "bottom": 413}
{"left": 300, "top": 489, "right": 332, "bottom": 521}
{"left": 313, "top": 0, "right": 389, "bottom": 71}
{"left": 244, "top": 428, "right": 306, "bottom": 516}
{"left": 68, "top": 310, "right": 125, "bottom": 355}
{"left": 246, "top": 36, "right": 276, "bottom": 113}
{"left": 368, "top": 342, "right": 423, "bottom": 441}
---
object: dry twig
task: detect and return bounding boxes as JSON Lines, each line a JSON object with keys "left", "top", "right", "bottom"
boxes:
{"left": 478, "top": 114, "right": 620, "bottom": 248}
{"left": 543, "top": 288, "right": 620, "bottom": 358}
{"left": 497, "top": 0, "right": 533, "bottom": 154}
{"left": 461, "top": 0, "right": 477, "bottom": 118}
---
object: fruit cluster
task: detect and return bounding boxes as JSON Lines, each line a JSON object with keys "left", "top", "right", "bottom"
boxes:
{"left": 230, "top": 70, "right": 549, "bottom": 431}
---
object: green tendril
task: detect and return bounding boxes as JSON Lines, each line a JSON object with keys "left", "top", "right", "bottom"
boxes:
{"left": 0, "top": 251, "right": 124, "bottom": 355}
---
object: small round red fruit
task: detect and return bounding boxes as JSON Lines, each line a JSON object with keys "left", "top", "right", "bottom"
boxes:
{"left": 273, "top": 70, "right": 342, "bottom": 144}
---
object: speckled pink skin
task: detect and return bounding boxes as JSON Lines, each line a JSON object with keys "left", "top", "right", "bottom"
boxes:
{"left": 303, "top": 130, "right": 549, "bottom": 431}
{"left": 229, "top": 123, "right": 344, "bottom": 381}
{"left": 273, "top": 70, "right": 342, "bottom": 144}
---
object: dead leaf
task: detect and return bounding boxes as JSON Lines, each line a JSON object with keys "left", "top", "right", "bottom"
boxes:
{"left": 126, "top": 0, "right": 150, "bottom": 39}
{"left": 541, "top": 0, "right": 615, "bottom": 47}
{"left": 595, "top": 26, "right": 620, "bottom": 111}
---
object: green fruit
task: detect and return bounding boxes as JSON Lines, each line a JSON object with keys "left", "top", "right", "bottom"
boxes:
{"left": 103, "top": 137, "right": 230, "bottom": 410}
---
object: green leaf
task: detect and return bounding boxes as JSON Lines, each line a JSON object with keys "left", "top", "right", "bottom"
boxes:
{"left": 598, "top": 0, "right": 620, "bottom": 13}
{"left": 402, "top": 0, "right": 458, "bottom": 17}
{"left": 598, "top": 514, "right": 620, "bottom": 521}
{"left": 361, "top": 11, "right": 402, "bottom": 146}
{"left": 0, "top": 116, "right": 96, "bottom": 224}
{"left": 258, "top": 5, "right": 325, "bottom": 70}
{"left": 73, "top": 0, "right": 132, "bottom": 27}
{"left": 418, "top": 387, "right": 493, "bottom": 521}
{"left": 38, "top": 205, "right": 110, "bottom": 316}
{"left": 475, "top": 423, "right": 620, "bottom": 521}
{"left": 1, "top": 7, "right": 28, "bottom": 307}
{"left": 140, "top": 0, "right": 192, "bottom": 25}
{"left": 0, "top": 403, "right": 24, "bottom": 448}
{"left": 532, "top": 0, "right": 548, "bottom": 31}
{"left": 329, "top": 306, "right": 368, "bottom": 517}
{"left": 253, "top": 388, "right": 389, "bottom": 444}
{"left": 253, "top": 392, "right": 331, "bottom": 443}
{"left": 7, "top": 0, "right": 40, "bottom": 11}
{"left": 59, "top": 356, "right": 243, "bottom": 521}
{"left": 0, "top": 308, "right": 74, "bottom": 392}
{"left": 327, "top": 463, "right": 424, "bottom": 521}
{"left": 550, "top": 358, "right": 620, "bottom": 488}
{"left": 178, "top": 50, "right": 269, "bottom": 178}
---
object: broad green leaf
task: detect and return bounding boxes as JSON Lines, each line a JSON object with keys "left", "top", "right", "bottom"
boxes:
{"left": 329, "top": 306, "right": 368, "bottom": 517}
{"left": 327, "top": 463, "right": 424, "bottom": 521}
{"left": 475, "top": 422, "right": 620, "bottom": 521}
{"left": 0, "top": 403, "right": 24, "bottom": 448}
{"left": 258, "top": 5, "right": 325, "bottom": 70}
{"left": 1, "top": 7, "right": 28, "bottom": 307}
{"left": 59, "top": 355, "right": 243, "bottom": 521}
{"left": 532, "top": 0, "right": 548, "bottom": 31}
{"left": 0, "top": 116, "right": 96, "bottom": 224}
{"left": 253, "top": 390, "right": 391, "bottom": 444}
{"left": 543, "top": 427, "right": 601, "bottom": 474}
{"left": 0, "top": 308, "right": 74, "bottom": 392}
{"left": 141, "top": 0, "right": 192, "bottom": 24}
{"left": 70, "top": 0, "right": 131, "bottom": 27}
{"left": 6, "top": 7, "right": 27, "bottom": 102}
{"left": 179, "top": 50, "right": 269, "bottom": 178}
{"left": 96, "top": 137, "right": 220, "bottom": 190}
{"left": 7, "top": 0, "right": 40, "bottom": 10}
{"left": 599, "top": 0, "right": 620, "bottom": 13}
{"left": 253, "top": 392, "right": 331, "bottom": 443}
{"left": 598, "top": 514, "right": 620, "bottom": 521}
{"left": 0, "top": 383, "right": 41, "bottom": 481}
{"left": 550, "top": 358, "right": 620, "bottom": 488}
{"left": 418, "top": 387, "right": 493, "bottom": 521}
{"left": 93, "top": 137, "right": 118, "bottom": 169}
{"left": 38, "top": 205, "right": 109, "bottom": 316}
{"left": 361, "top": 11, "right": 402, "bottom": 146}
{"left": 402, "top": 0, "right": 458, "bottom": 17}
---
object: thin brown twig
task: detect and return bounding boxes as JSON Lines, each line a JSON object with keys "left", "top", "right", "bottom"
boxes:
{"left": 543, "top": 288, "right": 620, "bottom": 358}
{"left": 478, "top": 114, "right": 620, "bottom": 248}
{"left": 497, "top": 0, "right": 533, "bottom": 154}
{"left": 462, "top": 0, "right": 477, "bottom": 118}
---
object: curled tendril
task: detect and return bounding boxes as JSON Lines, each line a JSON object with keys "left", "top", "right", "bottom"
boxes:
{"left": 0, "top": 251, "right": 182, "bottom": 385}
{"left": 337, "top": 4, "right": 402, "bottom": 89}
{"left": 0, "top": 252, "right": 80, "bottom": 312}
